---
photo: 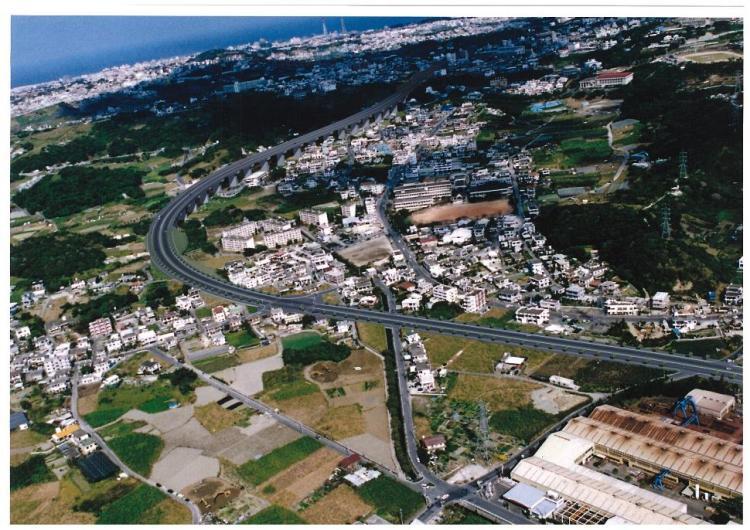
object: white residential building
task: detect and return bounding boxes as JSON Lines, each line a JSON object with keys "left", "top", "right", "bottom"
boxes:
{"left": 515, "top": 306, "right": 550, "bottom": 326}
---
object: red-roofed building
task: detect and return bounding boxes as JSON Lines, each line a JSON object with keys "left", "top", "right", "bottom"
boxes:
{"left": 338, "top": 453, "right": 362, "bottom": 472}
{"left": 580, "top": 70, "right": 633, "bottom": 89}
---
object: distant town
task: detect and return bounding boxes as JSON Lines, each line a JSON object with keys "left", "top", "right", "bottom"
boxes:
{"left": 10, "top": 15, "right": 743, "bottom": 526}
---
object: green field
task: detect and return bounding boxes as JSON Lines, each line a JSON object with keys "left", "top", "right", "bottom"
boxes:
{"left": 672, "top": 338, "right": 729, "bottom": 359}
{"left": 108, "top": 433, "right": 164, "bottom": 476}
{"left": 281, "top": 332, "right": 324, "bottom": 350}
{"left": 226, "top": 328, "right": 260, "bottom": 349}
{"left": 237, "top": 436, "right": 322, "bottom": 486}
{"left": 262, "top": 366, "right": 321, "bottom": 402}
{"left": 242, "top": 505, "right": 307, "bottom": 524}
{"left": 193, "top": 354, "right": 242, "bottom": 373}
{"left": 10, "top": 455, "right": 54, "bottom": 491}
{"left": 489, "top": 406, "right": 557, "bottom": 444}
{"left": 355, "top": 475, "right": 425, "bottom": 523}
{"left": 97, "top": 484, "right": 168, "bottom": 524}
{"left": 356, "top": 322, "right": 388, "bottom": 352}
{"left": 84, "top": 381, "right": 188, "bottom": 427}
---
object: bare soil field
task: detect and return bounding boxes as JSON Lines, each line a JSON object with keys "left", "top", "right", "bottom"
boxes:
{"left": 448, "top": 374, "right": 541, "bottom": 412}
{"left": 215, "top": 354, "right": 284, "bottom": 396}
{"left": 302, "top": 484, "right": 372, "bottom": 524}
{"left": 338, "top": 235, "right": 393, "bottom": 267}
{"left": 530, "top": 385, "right": 588, "bottom": 414}
{"left": 261, "top": 448, "right": 341, "bottom": 509}
{"left": 150, "top": 447, "right": 220, "bottom": 492}
{"left": 411, "top": 199, "right": 512, "bottom": 225}
{"left": 681, "top": 50, "right": 742, "bottom": 63}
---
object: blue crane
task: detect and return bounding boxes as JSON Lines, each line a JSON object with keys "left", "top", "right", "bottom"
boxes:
{"left": 672, "top": 395, "right": 700, "bottom": 426}
{"left": 652, "top": 468, "right": 670, "bottom": 491}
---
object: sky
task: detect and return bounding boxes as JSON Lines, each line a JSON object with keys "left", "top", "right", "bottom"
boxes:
{"left": 11, "top": 16, "right": 426, "bottom": 87}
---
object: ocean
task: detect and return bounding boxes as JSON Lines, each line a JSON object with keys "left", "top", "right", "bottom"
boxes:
{"left": 11, "top": 16, "right": 426, "bottom": 88}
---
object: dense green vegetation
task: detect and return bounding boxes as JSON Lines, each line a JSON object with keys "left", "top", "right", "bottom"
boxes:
{"left": 64, "top": 292, "right": 138, "bottom": 332}
{"left": 489, "top": 406, "right": 556, "bottom": 444}
{"left": 237, "top": 437, "right": 322, "bottom": 486}
{"left": 10, "top": 455, "right": 54, "bottom": 491}
{"left": 181, "top": 219, "right": 217, "bottom": 254}
{"left": 421, "top": 301, "right": 464, "bottom": 320}
{"left": 226, "top": 325, "right": 259, "bottom": 349}
{"left": 96, "top": 484, "right": 167, "bottom": 524}
{"left": 356, "top": 475, "right": 425, "bottom": 523}
{"left": 282, "top": 340, "right": 351, "bottom": 366}
{"left": 383, "top": 328, "right": 419, "bottom": 480}
{"left": 10, "top": 134, "right": 107, "bottom": 181}
{"left": 15, "top": 311, "right": 46, "bottom": 338}
{"left": 13, "top": 166, "right": 146, "bottom": 217}
{"left": 259, "top": 189, "right": 339, "bottom": 214}
{"left": 535, "top": 203, "right": 735, "bottom": 294}
{"left": 11, "top": 232, "right": 119, "bottom": 290}
{"left": 141, "top": 282, "right": 176, "bottom": 309}
{"left": 242, "top": 505, "right": 307, "bottom": 524}
{"left": 202, "top": 205, "right": 266, "bottom": 227}
{"left": 73, "top": 480, "right": 137, "bottom": 517}
{"left": 159, "top": 367, "right": 199, "bottom": 395}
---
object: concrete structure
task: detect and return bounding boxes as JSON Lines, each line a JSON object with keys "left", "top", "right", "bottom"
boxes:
{"left": 686, "top": 388, "right": 736, "bottom": 420}
{"left": 392, "top": 179, "right": 453, "bottom": 212}
{"left": 604, "top": 299, "right": 639, "bottom": 316}
{"left": 515, "top": 306, "right": 550, "bottom": 326}
{"left": 651, "top": 291, "right": 670, "bottom": 310}
{"left": 262, "top": 227, "right": 303, "bottom": 248}
{"left": 88, "top": 317, "right": 112, "bottom": 338}
{"left": 299, "top": 208, "right": 329, "bottom": 227}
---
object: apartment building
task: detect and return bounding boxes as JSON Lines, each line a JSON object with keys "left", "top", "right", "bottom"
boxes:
{"left": 392, "top": 179, "right": 453, "bottom": 212}
{"left": 263, "top": 227, "right": 304, "bottom": 248}
{"left": 299, "top": 208, "right": 329, "bottom": 227}
{"left": 579, "top": 70, "right": 633, "bottom": 89}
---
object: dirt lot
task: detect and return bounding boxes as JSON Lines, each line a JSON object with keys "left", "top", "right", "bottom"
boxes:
{"left": 150, "top": 447, "right": 220, "bottom": 492}
{"left": 530, "top": 385, "right": 588, "bottom": 414}
{"left": 216, "top": 354, "right": 284, "bottom": 396}
{"left": 681, "top": 50, "right": 742, "bottom": 63}
{"left": 302, "top": 484, "right": 372, "bottom": 524}
{"left": 338, "top": 235, "right": 393, "bottom": 267}
{"left": 411, "top": 199, "right": 512, "bottom": 225}
{"left": 261, "top": 447, "right": 342, "bottom": 508}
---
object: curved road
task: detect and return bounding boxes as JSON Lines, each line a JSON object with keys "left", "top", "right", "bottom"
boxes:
{"left": 146, "top": 63, "right": 740, "bottom": 387}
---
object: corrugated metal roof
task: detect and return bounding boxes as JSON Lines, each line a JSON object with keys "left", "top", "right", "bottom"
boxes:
{"left": 564, "top": 406, "right": 742, "bottom": 495}
{"left": 511, "top": 457, "right": 704, "bottom": 525}
{"left": 502, "top": 482, "right": 546, "bottom": 509}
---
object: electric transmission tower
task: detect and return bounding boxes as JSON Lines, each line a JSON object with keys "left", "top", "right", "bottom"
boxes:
{"left": 678, "top": 151, "right": 688, "bottom": 181}
{"left": 321, "top": 18, "right": 328, "bottom": 36}
{"left": 660, "top": 204, "right": 672, "bottom": 241}
{"left": 340, "top": 17, "right": 347, "bottom": 34}
{"left": 478, "top": 401, "right": 490, "bottom": 464}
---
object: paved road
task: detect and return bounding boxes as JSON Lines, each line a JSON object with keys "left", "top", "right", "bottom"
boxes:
{"left": 71, "top": 372, "right": 202, "bottom": 524}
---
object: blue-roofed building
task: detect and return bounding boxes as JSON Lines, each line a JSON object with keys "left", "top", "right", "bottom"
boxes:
{"left": 10, "top": 410, "right": 29, "bottom": 431}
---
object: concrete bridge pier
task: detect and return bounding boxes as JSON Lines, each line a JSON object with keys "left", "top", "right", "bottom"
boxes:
{"left": 276, "top": 154, "right": 286, "bottom": 167}
{"left": 293, "top": 147, "right": 302, "bottom": 159}
{"left": 261, "top": 160, "right": 270, "bottom": 173}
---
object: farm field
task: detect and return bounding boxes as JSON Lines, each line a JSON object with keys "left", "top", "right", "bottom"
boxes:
{"left": 355, "top": 475, "right": 424, "bottom": 524}
{"left": 301, "top": 484, "right": 373, "bottom": 524}
{"left": 237, "top": 437, "right": 323, "bottom": 486}
{"left": 242, "top": 505, "right": 307, "bottom": 524}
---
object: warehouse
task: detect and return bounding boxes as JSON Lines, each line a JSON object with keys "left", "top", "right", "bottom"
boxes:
{"left": 562, "top": 405, "right": 742, "bottom": 498}
{"left": 510, "top": 432, "right": 703, "bottom": 525}
{"left": 686, "top": 389, "right": 736, "bottom": 420}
